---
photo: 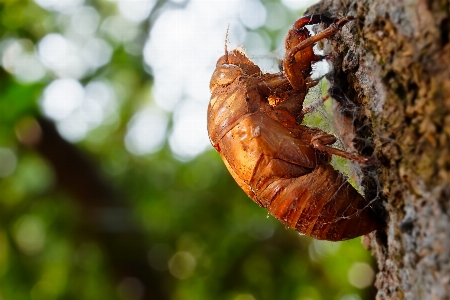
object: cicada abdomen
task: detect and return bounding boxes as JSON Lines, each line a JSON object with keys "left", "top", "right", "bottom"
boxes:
{"left": 260, "top": 164, "right": 382, "bottom": 241}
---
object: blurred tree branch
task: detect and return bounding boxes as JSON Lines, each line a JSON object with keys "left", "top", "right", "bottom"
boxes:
{"left": 19, "top": 117, "right": 170, "bottom": 300}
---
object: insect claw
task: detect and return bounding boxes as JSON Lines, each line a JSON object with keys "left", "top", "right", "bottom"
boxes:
{"left": 283, "top": 15, "right": 355, "bottom": 90}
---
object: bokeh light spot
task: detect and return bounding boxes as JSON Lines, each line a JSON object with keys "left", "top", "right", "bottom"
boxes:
{"left": 38, "top": 33, "right": 87, "bottom": 78}
{"left": 264, "top": 2, "right": 288, "bottom": 31}
{"left": 239, "top": 0, "right": 267, "bottom": 29}
{"left": 41, "top": 79, "right": 84, "bottom": 121}
{"left": 101, "top": 15, "right": 140, "bottom": 43}
{"left": 0, "top": 148, "right": 17, "bottom": 178}
{"left": 71, "top": 6, "right": 100, "bottom": 36}
{"left": 348, "top": 262, "right": 375, "bottom": 289}
{"left": 56, "top": 113, "right": 90, "bottom": 142}
{"left": 234, "top": 294, "right": 256, "bottom": 300}
{"left": 39, "top": 79, "right": 117, "bottom": 142}
{"left": 34, "top": 0, "right": 84, "bottom": 13}
{"left": 308, "top": 239, "right": 341, "bottom": 262}
{"left": 1, "top": 39, "right": 46, "bottom": 83}
{"left": 118, "top": 0, "right": 156, "bottom": 23}
{"left": 125, "top": 108, "right": 169, "bottom": 156}
{"left": 168, "top": 251, "right": 196, "bottom": 280}
{"left": 168, "top": 100, "right": 211, "bottom": 160}
{"left": 81, "top": 38, "right": 113, "bottom": 69}
{"left": 13, "top": 215, "right": 46, "bottom": 256}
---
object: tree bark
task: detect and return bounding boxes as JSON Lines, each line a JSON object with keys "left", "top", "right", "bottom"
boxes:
{"left": 307, "top": 0, "right": 450, "bottom": 299}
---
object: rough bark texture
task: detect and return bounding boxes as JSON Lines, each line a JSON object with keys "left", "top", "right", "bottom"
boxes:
{"left": 307, "top": 0, "right": 450, "bottom": 299}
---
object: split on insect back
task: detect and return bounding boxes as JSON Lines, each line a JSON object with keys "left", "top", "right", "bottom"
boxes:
{"left": 207, "top": 15, "right": 385, "bottom": 241}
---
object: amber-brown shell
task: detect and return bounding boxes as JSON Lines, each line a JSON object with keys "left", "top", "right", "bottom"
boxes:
{"left": 207, "top": 17, "right": 383, "bottom": 241}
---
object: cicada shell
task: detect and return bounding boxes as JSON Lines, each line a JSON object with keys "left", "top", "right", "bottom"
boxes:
{"left": 207, "top": 15, "right": 384, "bottom": 241}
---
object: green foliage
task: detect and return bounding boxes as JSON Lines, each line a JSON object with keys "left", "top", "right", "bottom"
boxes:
{"left": 0, "top": 0, "right": 376, "bottom": 299}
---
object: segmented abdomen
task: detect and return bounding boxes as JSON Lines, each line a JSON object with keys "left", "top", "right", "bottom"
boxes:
{"left": 260, "top": 164, "right": 382, "bottom": 241}
{"left": 218, "top": 112, "right": 382, "bottom": 241}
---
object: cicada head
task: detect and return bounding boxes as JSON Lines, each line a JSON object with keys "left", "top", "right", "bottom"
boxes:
{"left": 209, "top": 64, "right": 242, "bottom": 94}
{"left": 208, "top": 49, "right": 263, "bottom": 149}
{"left": 210, "top": 49, "right": 261, "bottom": 93}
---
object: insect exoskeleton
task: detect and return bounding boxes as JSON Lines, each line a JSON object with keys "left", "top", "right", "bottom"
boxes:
{"left": 207, "top": 15, "right": 384, "bottom": 241}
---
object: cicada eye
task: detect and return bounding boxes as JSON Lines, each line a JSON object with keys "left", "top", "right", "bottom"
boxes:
{"left": 210, "top": 64, "right": 242, "bottom": 92}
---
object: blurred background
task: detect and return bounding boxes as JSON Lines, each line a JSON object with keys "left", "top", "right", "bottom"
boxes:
{"left": 0, "top": 0, "right": 377, "bottom": 299}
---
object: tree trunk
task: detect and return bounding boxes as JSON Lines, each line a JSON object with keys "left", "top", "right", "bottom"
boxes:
{"left": 308, "top": 0, "right": 450, "bottom": 299}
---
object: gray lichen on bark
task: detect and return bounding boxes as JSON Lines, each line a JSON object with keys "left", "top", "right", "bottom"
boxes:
{"left": 307, "top": 0, "right": 450, "bottom": 299}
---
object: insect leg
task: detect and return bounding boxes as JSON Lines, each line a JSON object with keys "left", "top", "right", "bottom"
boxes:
{"left": 285, "top": 16, "right": 354, "bottom": 64}
{"left": 301, "top": 95, "right": 329, "bottom": 115}
{"left": 284, "top": 16, "right": 354, "bottom": 90}
{"left": 310, "top": 133, "right": 369, "bottom": 164}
